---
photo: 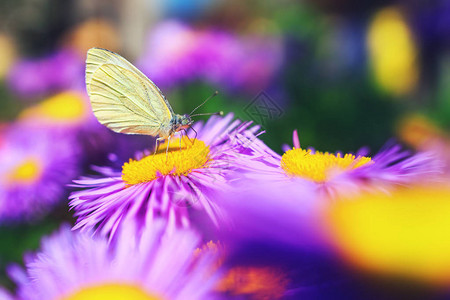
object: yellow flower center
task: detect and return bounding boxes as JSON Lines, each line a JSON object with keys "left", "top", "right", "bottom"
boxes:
{"left": 281, "top": 148, "right": 371, "bottom": 182}
{"left": 20, "top": 91, "right": 87, "bottom": 123}
{"left": 122, "top": 137, "right": 211, "bottom": 185}
{"left": 62, "top": 283, "right": 162, "bottom": 300}
{"left": 7, "top": 158, "right": 42, "bottom": 185}
{"left": 323, "top": 186, "right": 450, "bottom": 286}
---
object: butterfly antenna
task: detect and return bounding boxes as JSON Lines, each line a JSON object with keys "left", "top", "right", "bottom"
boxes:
{"left": 189, "top": 91, "right": 219, "bottom": 116}
{"left": 190, "top": 111, "right": 223, "bottom": 118}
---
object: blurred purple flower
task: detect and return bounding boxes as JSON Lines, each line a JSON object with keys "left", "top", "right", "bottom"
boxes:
{"left": 69, "top": 114, "right": 263, "bottom": 239}
{"left": 0, "top": 126, "right": 80, "bottom": 222}
{"left": 7, "top": 50, "right": 84, "bottom": 98}
{"left": 9, "top": 221, "right": 221, "bottom": 300}
{"left": 0, "top": 289, "right": 14, "bottom": 300}
{"left": 214, "top": 181, "right": 371, "bottom": 299}
{"left": 215, "top": 180, "right": 446, "bottom": 299}
{"left": 138, "top": 20, "right": 284, "bottom": 94}
{"left": 17, "top": 90, "right": 116, "bottom": 164}
{"left": 218, "top": 180, "right": 324, "bottom": 250}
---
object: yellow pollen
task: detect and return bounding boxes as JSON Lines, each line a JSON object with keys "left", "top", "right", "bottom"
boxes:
{"left": 122, "top": 137, "right": 211, "bottom": 185}
{"left": 194, "top": 240, "right": 222, "bottom": 257}
{"left": 61, "top": 283, "right": 163, "bottom": 300}
{"left": 8, "top": 158, "right": 42, "bottom": 184}
{"left": 20, "top": 91, "right": 87, "bottom": 123}
{"left": 281, "top": 148, "right": 372, "bottom": 182}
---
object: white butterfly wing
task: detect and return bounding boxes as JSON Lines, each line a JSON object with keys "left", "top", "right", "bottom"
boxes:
{"left": 86, "top": 48, "right": 173, "bottom": 136}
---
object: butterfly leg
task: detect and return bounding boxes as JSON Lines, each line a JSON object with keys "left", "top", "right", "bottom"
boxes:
{"left": 189, "top": 126, "right": 198, "bottom": 144}
{"left": 183, "top": 129, "right": 192, "bottom": 144}
{"left": 165, "top": 135, "right": 171, "bottom": 160}
{"left": 154, "top": 137, "right": 165, "bottom": 155}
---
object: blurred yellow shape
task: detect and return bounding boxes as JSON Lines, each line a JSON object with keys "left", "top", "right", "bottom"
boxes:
{"left": 20, "top": 91, "right": 88, "bottom": 125}
{"left": 62, "top": 283, "right": 162, "bottom": 300}
{"left": 367, "top": 7, "right": 418, "bottom": 96}
{"left": 0, "top": 33, "right": 17, "bottom": 79}
{"left": 8, "top": 158, "right": 42, "bottom": 185}
{"left": 323, "top": 186, "right": 450, "bottom": 286}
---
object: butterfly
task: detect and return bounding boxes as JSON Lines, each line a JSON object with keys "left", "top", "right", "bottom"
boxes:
{"left": 85, "top": 47, "right": 219, "bottom": 152}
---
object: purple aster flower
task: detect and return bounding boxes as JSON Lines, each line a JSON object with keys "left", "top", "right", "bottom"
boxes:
{"left": 138, "top": 20, "right": 283, "bottom": 94}
{"left": 69, "top": 114, "right": 262, "bottom": 239}
{"left": 238, "top": 129, "right": 442, "bottom": 198}
{"left": 7, "top": 49, "right": 84, "bottom": 98}
{"left": 8, "top": 221, "right": 221, "bottom": 299}
{"left": 0, "top": 125, "right": 80, "bottom": 222}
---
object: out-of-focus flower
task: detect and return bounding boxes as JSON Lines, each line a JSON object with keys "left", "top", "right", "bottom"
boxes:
{"left": 398, "top": 114, "right": 450, "bottom": 175}
{"left": 217, "top": 180, "right": 449, "bottom": 298}
{"left": 397, "top": 114, "right": 444, "bottom": 149}
{"left": 0, "top": 127, "right": 79, "bottom": 222}
{"left": 239, "top": 130, "right": 441, "bottom": 198}
{"left": 7, "top": 50, "right": 83, "bottom": 98}
{"left": 9, "top": 222, "right": 221, "bottom": 299}
{"left": 322, "top": 186, "right": 450, "bottom": 287}
{"left": 0, "top": 33, "right": 17, "bottom": 80}
{"left": 70, "top": 114, "right": 262, "bottom": 238}
{"left": 63, "top": 18, "right": 121, "bottom": 57}
{"left": 138, "top": 20, "right": 283, "bottom": 94}
{"left": 214, "top": 183, "right": 370, "bottom": 299}
{"left": 397, "top": 115, "right": 450, "bottom": 158}
{"left": 18, "top": 90, "right": 113, "bottom": 162}
{"left": 367, "top": 7, "right": 419, "bottom": 96}
{"left": 195, "top": 241, "right": 291, "bottom": 299}
{"left": 19, "top": 91, "right": 91, "bottom": 128}
{"left": 218, "top": 266, "right": 290, "bottom": 299}
{"left": 0, "top": 288, "right": 14, "bottom": 300}
{"left": 217, "top": 180, "right": 323, "bottom": 250}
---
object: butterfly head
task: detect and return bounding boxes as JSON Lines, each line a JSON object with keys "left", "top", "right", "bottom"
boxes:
{"left": 181, "top": 114, "right": 193, "bottom": 126}
{"left": 171, "top": 114, "right": 193, "bottom": 133}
